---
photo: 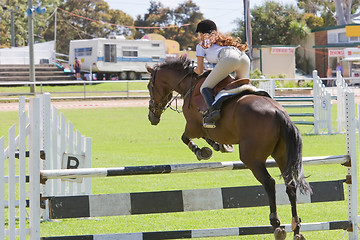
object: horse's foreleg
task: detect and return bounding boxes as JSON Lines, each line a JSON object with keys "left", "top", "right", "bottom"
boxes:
{"left": 181, "top": 133, "right": 212, "bottom": 161}
{"left": 203, "top": 138, "right": 234, "bottom": 153}
{"left": 286, "top": 180, "right": 305, "bottom": 240}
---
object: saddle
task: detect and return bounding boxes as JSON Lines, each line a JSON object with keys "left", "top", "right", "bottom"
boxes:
{"left": 192, "top": 71, "right": 271, "bottom": 112}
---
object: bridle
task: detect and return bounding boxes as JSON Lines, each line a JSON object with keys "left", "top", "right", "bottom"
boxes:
{"left": 148, "top": 67, "right": 194, "bottom": 116}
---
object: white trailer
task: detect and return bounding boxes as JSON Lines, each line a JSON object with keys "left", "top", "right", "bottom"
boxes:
{"left": 69, "top": 36, "right": 166, "bottom": 80}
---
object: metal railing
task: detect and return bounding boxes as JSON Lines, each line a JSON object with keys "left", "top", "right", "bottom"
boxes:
{"left": 0, "top": 80, "right": 150, "bottom": 101}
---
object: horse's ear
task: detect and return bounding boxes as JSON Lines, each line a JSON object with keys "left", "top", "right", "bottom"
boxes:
{"left": 146, "top": 65, "right": 153, "bottom": 74}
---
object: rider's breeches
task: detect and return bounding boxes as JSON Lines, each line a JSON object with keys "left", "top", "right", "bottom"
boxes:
{"left": 200, "top": 47, "right": 250, "bottom": 91}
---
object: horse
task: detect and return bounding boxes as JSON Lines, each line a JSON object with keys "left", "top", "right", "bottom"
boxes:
{"left": 145, "top": 56, "right": 312, "bottom": 240}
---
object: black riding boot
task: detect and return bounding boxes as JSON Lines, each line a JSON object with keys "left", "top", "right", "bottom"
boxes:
{"left": 201, "top": 87, "right": 221, "bottom": 128}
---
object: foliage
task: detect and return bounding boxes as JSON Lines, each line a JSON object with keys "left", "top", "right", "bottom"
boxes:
{"left": 250, "top": 68, "right": 262, "bottom": 79}
{"left": 43, "top": 0, "right": 134, "bottom": 54}
{"left": 303, "top": 13, "right": 325, "bottom": 29}
{"left": 298, "top": 0, "right": 360, "bottom": 25}
{"left": 233, "top": 1, "right": 310, "bottom": 46}
{"left": 0, "top": 0, "right": 60, "bottom": 47}
{"left": 133, "top": 0, "right": 203, "bottom": 51}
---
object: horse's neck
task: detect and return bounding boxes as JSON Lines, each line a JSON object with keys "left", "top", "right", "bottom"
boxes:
{"left": 176, "top": 73, "right": 200, "bottom": 97}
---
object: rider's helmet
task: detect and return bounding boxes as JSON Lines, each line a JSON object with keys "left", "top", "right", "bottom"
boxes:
{"left": 195, "top": 19, "right": 217, "bottom": 34}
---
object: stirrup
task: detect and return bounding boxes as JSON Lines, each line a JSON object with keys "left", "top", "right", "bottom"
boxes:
{"left": 202, "top": 110, "right": 221, "bottom": 129}
{"left": 203, "top": 118, "right": 216, "bottom": 128}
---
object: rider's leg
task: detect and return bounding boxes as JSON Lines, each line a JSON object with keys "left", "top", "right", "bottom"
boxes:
{"left": 233, "top": 53, "right": 250, "bottom": 79}
{"left": 200, "top": 48, "right": 243, "bottom": 128}
{"left": 201, "top": 87, "right": 221, "bottom": 128}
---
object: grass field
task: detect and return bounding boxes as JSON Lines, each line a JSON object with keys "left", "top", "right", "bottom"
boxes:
{"left": 0, "top": 103, "right": 356, "bottom": 239}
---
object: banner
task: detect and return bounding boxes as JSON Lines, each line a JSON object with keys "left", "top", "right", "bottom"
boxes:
{"left": 271, "top": 47, "right": 295, "bottom": 54}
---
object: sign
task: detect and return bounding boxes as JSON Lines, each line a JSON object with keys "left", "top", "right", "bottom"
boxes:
{"left": 61, "top": 153, "right": 86, "bottom": 182}
{"left": 271, "top": 47, "right": 295, "bottom": 54}
{"left": 344, "top": 48, "right": 360, "bottom": 60}
{"left": 346, "top": 26, "right": 360, "bottom": 37}
{"left": 328, "top": 49, "right": 344, "bottom": 57}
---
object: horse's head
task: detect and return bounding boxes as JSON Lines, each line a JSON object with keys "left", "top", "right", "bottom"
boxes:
{"left": 146, "top": 65, "right": 173, "bottom": 125}
{"left": 146, "top": 56, "right": 193, "bottom": 125}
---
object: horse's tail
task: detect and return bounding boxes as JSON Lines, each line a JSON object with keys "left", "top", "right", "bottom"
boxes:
{"left": 278, "top": 110, "right": 312, "bottom": 194}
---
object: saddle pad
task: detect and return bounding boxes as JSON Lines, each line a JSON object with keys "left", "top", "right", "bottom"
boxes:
{"left": 192, "top": 74, "right": 252, "bottom": 112}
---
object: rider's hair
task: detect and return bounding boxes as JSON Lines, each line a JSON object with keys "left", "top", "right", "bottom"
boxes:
{"left": 200, "top": 31, "right": 248, "bottom": 52}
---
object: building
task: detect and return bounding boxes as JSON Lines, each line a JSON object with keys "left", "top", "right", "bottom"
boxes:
{"left": 253, "top": 45, "right": 297, "bottom": 78}
{"left": 299, "top": 24, "right": 360, "bottom": 78}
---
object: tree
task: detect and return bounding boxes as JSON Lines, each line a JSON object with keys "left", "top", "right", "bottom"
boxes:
{"left": 42, "top": 0, "right": 134, "bottom": 54}
{"left": 134, "top": 0, "right": 203, "bottom": 50}
{"left": 233, "top": 1, "right": 310, "bottom": 46}
{"left": 0, "top": 0, "right": 60, "bottom": 47}
{"left": 298, "top": 0, "right": 360, "bottom": 26}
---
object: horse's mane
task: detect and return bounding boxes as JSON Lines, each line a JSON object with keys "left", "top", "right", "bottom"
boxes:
{"left": 156, "top": 56, "right": 191, "bottom": 72}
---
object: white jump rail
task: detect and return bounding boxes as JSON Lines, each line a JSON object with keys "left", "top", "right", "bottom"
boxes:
{"left": 40, "top": 155, "right": 349, "bottom": 181}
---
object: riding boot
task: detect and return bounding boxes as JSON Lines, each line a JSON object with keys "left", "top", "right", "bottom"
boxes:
{"left": 201, "top": 87, "right": 221, "bottom": 128}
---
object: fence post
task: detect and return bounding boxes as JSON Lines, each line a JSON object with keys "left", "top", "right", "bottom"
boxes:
{"left": 29, "top": 97, "right": 41, "bottom": 239}
{"left": 326, "top": 92, "right": 332, "bottom": 134}
{"left": 345, "top": 92, "right": 358, "bottom": 239}
{"left": 0, "top": 138, "right": 4, "bottom": 240}
{"left": 312, "top": 70, "right": 319, "bottom": 134}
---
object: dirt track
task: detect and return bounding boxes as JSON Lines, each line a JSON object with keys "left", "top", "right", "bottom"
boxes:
{"left": 0, "top": 99, "right": 152, "bottom": 111}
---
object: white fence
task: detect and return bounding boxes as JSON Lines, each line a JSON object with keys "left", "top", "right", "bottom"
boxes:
{"left": 0, "top": 93, "right": 92, "bottom": 239}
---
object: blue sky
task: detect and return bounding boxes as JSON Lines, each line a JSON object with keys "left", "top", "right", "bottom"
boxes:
{"left": 105, "top": 0, "right": 298, "bottom": 33}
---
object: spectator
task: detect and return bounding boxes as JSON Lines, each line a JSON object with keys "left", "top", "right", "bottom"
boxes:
{"left": 73, "top": 57, "right": 82, "bottom": 80}
{"left": 336, "top": 62, "right": 343, "bottom": 76}
{"left": 326, "top": 67, "right": 333, "bottom": 86}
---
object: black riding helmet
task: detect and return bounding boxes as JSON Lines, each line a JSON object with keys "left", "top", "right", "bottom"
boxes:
{"left": 195, "top": 19, "right": 217, "bottom": 34}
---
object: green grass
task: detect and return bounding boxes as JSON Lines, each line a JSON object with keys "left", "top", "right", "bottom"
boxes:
{"left": 0, "top": 105, "right": 355, "bottom": 239}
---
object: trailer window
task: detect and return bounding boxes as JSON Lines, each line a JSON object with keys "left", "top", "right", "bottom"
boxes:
{"left": 104, "top": 44, "right": 117, "bottom": 62}
{"left": 123, "top": 46, "right": 138, "bottom": 57}
{"left": 152, "top": 43, "right": 160, "bottom": 47}
{"left": 152, "top": 56, "right": 160, "bottom": 61}
{"left": 75, "top": 47, "right": 92, "bottom": 57}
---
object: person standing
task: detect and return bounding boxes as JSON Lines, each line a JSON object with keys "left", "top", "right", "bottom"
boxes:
{"left": 336, "top": 62, "right": 343, "bottom": 76}
{"left": 193, "top": 19, "right": 250, "bottom": 128}
{"left": 73, "top": 57, "right": 82, "bottom": 80}
{"left": 326, "top": 67, "right": 332, "bottom": 86}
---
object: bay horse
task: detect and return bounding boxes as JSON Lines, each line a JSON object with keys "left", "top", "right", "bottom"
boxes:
{"left": 146, "top": 56, "right": 311, "bottom": 240}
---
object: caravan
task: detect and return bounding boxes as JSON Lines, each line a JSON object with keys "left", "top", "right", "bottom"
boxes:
{"left": 69, "top": 36, "right": 166, "bottom": 80}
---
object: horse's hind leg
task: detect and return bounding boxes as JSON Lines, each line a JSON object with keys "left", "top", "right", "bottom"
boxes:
{"left": 248, "top": 163, "right": 286, "bottom": 240}
{"left": 285, "top": 178, "right": 306, "bottom": 240}
{"left": 203, "top": 138, "right": 234, "bottom": 153}
{"left": 181, "top": 133, "right": 212, "bottom": 160}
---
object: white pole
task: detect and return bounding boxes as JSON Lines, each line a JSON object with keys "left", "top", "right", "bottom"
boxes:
{"left": 27, "top": 0, "right": 36, "bottom": 93}
{"left": 29, "top": 98, "right": 41, "bottom": 239}
{"left": 345, "top": 92, "right": 358, "bottom": 239}
{"left": 54, "top": 7, "right": 57, "bottom": 63}
{"left": 312, "top": 70, "right": 319, "bottom": 134}
{"left": 0, "top": 138, "right": 4, "bottom": 240}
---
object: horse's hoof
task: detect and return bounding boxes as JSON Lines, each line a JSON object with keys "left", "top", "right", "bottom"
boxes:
{"left": 294, "top": 234, "right": 305, "bottom": 240}
{"left": 196, "top": 147, "right": 212, "bottom": 160}
{"left": 274, "top": 227, "right": 286, "bottom": 240}
{"left": 219, "top": 144, "right": 234, "bottom": 153}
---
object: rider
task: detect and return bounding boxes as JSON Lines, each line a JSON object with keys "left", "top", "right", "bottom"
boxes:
{"left": 193, "top": 19, "right": 250, "bottom": 128}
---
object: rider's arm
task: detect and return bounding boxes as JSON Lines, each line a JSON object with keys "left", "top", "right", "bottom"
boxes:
{"left": 194, "top": 56, "right": 204, "bottom": 75}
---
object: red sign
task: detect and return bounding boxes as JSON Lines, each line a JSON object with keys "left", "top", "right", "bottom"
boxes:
{"left": 328, "top": 49, "right": 344, "bottom": 57}
{"left": 271, "top": 47, "right": 295, "bottom": 54}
